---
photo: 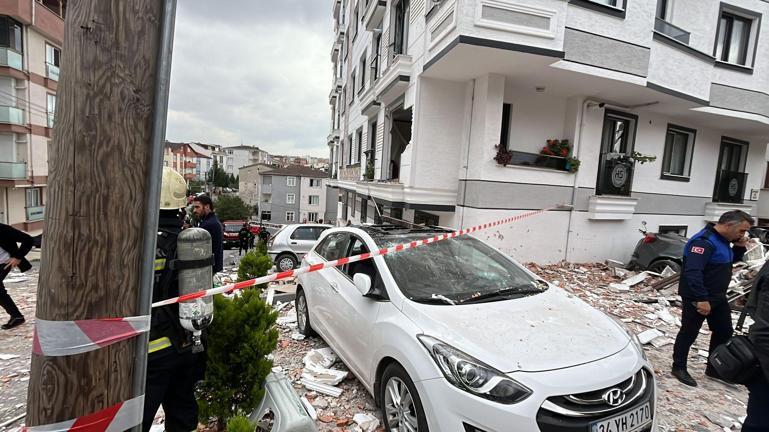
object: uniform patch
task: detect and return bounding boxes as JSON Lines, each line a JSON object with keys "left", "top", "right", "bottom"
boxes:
{"left": 691, "top": 246, "right": 705, "bottom": 255}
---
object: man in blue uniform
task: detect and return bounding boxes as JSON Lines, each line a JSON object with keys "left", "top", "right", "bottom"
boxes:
{"left": 672, "top": 210, "right": 753, "bottom": 387}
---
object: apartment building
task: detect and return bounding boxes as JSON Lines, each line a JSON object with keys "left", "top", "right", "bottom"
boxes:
{"left": 238, "top": 163, "right": 274, "bottom": 207}
{"left": 0, "top": 0, "right": 64, "bottom": 232}
{"left": 248, "top": 166, "right": 337, "bottom": 225}
{"left": 163, "top": 141, "right": 211, "bottom": 182}
{"left": 224, "top": 145, "right": 272, "bottom": 176}
{"left": 327, "top": 0, "right": 769, "bottom": 264}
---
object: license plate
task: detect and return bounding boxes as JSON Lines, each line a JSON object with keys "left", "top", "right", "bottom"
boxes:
{"left": 590, "top": 403, "right": 652, "bottom": 432}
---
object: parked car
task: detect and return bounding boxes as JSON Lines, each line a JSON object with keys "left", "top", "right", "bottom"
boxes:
{"left": 222, "top": 220, "right": 246, "bottom": 249}
{"left": 268, "top": 224, "right": 332, "bottom": 271}
{"left": 750, "top": 226, "right": 769, "bottom": 244}
{"left": 627, "top": 222, "right": 687, "bottom": 274}
{"left": 296, "top": 225, "right": 656, "bottom": 432}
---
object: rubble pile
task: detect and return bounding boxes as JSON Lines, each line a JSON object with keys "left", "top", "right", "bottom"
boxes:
{"left": 526, "top": 260, "right": 759, "bottom": 432}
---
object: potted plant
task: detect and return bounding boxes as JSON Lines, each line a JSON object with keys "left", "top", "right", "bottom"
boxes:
{"left": 494, "top": 144, "right": 513, "bottom": 166}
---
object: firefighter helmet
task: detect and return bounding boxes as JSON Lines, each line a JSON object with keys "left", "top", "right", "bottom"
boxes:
{"left": 159, "top": 167, "right": 187, "bottom": 210}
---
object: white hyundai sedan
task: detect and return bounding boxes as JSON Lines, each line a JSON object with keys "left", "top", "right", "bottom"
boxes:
{"left": 295, "top": 225, "right": 657, "bottom": 432}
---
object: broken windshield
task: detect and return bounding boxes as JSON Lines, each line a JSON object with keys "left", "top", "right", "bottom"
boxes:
{"left": 376, "top": 234, "right": 542, "bottom": 304}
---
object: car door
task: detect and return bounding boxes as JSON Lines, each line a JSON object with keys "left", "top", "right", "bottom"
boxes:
{"left": 303, "top": 232, "right": 350, "bottom": 341}
{"left": 324, "top": 235, "right": 382, "bottom": 385}
{"left": 289, "top": 226, "right": 319, "bottom": 258}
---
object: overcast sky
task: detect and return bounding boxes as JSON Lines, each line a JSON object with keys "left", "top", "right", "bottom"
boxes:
{"left": 166, "top": 1, "right": 332, "bottom": 158}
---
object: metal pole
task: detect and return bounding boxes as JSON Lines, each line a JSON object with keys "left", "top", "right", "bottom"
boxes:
{"left": 131, "top": 0, "right": 178, "bottom": 429}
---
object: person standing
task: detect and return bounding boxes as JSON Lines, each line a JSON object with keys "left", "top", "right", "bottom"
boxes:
{"left": 0, "top": 223, "right": 34, "bottom": 330}
{"left": 742, "top": 260, "right": 769, "bottom": 431}
{"left": 192, "top": 195, "right": 223, "bottom": 273}
{"left": 238, "top": 223, "right": 250, "bottom": 256}
{"left": 672, "top": 210, "right": 752, "bottom": 387}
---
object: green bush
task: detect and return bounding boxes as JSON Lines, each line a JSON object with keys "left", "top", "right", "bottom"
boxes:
{"left": 226, "top": 415, "right": 254, "bottom": 432}
{"left": 216, "top": 195, "right": 251, "bottom": 221}
{"left": 255, "top": 239, "right": 268, "bottom": 257}
{"left": 197, "top": 288, "right": 279, "bottom": 428}
{"left": 237, "top": 249, "right": 272, "bottom": 283}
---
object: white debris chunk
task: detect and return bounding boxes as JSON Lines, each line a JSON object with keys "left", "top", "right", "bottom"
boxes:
{"left": 304, "top": 348, "right": 338, "bottom": 370}
{"left": 300, "top": 396, "right": 318, "bottom": 421}
{"left": 698, "top": 349, "right": 710, "bottom": 358}
{"left": 637, "top": 329, "right": 664, "bottom": 345}
{"left": 660, "top": 266, "right": 677, "bottom": 277}
{"left": 277, "top": 315, "right": 298, "bottom": 326}
{"left": 656, "top": 308, "right": 678, "bottom": 326}
{"left": 265, "top": 287, "right": 275, "bottom": 306}
{"left": 0, "top": 354, "right": 21, "bottom": 360}
{"left": 301, "top": 368, "right": 348, "bottom": 386}
{"left": 301, "top": 377, "right": 343, "bottom": 397}
{"left": 610, "top": 283, "right": 631, "bottom": 292}
{"left": 650, "top": 337, "right": 674, "bottom": 348}
{"left": 290, "top": 332, "right": 306, "bottom": 341}
{"left": 353, "top": 413, "right": 380, "bottom": 432}
{"left": 622, "top": 272, "right": 649, "bottom": 287}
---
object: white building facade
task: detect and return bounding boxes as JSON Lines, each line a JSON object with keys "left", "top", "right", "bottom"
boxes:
{"left": 327, "top": 0, "right": 769, "bottom": 264}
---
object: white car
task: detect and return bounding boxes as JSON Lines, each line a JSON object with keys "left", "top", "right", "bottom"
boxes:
{"left": 295, "top": 225, "right": 657, "bottom": 432}
{"left": 267, "top": 224, "right": 332, "bottom": 271}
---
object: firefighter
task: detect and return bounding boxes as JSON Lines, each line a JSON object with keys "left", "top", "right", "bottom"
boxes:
{"left": 142, "top": 168, "right": 208, "bottom": 432}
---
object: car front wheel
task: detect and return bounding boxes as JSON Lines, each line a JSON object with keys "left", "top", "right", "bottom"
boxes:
{"left": 380, "top": 363, "right": 429, "bottom": 432}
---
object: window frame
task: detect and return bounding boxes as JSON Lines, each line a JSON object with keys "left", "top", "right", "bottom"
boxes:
{"left": 309, "top": 195, "right": 320, "bottom": 205}
{"left": 356, "top": 128, "right": 363, "bottom": 164}
{"left": 660, "top": 124, "right": 696, "bottom": 182}
{"left": 286, "top": 211, "right": 296, "bottom": 222}
{"left": 568, "top": 0, "right": 627, "bottom": 19}
{"left": 358, "top": 53, "right": 367, "bottom": 94}
{"left": 286, "top": 193, "right": 296, "bottom": 204}
{"left": 308, "top": 212, "right": 319, "bottom": 222}
{"left": 286, "top": 176, "right": 297, "bottom": 187}
{"left": 659, "top": 225, "right": 688, "bottom": 236}
{"left": 315, "top": 232, "right": 350, "bottom": 262}
{"left": 26, "top": 187, "right": 41, "bottom": 207}
{"left": 500, "top": 103, "right": 512, "bottom": 150}
{"left": 46, "top": 93, "right": 56, "bottom": 128}
{"left": 713, "top": 3, "right": 762, "bottom": 70}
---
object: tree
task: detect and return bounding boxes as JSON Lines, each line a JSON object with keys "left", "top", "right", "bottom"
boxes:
{"left": 216, "top": 195, "right": 251, "bottom": 221}
{"left": 207, "top": 160, "right": 229, "bottom": 189}
{"left": 228, "top": 173, "right": 237, "bottom": 189}
{"left": 237, "top": 249, "right": 272, "bottom": 283}
{"left": 188, "top": 180, "right": 205, "bottom": 194}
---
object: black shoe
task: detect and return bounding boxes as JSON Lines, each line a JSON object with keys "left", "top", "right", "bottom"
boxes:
{"left": 672, "top": 367, "right": 698, "bottom": 387}
{"left": 1, "top": 316, "right": 25, "bottom": 330}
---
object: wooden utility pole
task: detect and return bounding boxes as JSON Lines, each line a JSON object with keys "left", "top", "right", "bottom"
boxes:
{"left": 27, "top": 0, "right": 173, "bottom": 427}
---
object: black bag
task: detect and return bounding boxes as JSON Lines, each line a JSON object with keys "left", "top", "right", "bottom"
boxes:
{"left": 709, "top": 293, "right": 762, "bottom": 385}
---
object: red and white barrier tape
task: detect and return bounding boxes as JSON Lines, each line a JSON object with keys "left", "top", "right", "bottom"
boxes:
{"left": 32, "top": 316, "right": 150, "bottom": 357}
{"left": 153, "top": 205, "right": 566, "bottom": 308}
{"left": 22, "top": 395, "right": 143, "bottom": 432}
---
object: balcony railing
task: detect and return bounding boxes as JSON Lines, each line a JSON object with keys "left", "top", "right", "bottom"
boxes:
{"left": 0, "top": 48, "right": 23, "bottom": 71}
{"left": 654, "top": 18, "right": 690, "bottom": 45}
{"left": 508, "top": 151, "right": 570, "bottom": 171}
{"left": 0, "top": 161, "right": 26, "bottom": 179}
{"left": 46, "top": 62, "right": 60, "bottom": 81}
{"left": 0, "top": 106, "right": 24, "bottom": 125}
{"left": 714, "top": 170, "right": 747, "bottom": 204}
{"left": 26, "top": 205, "right": 44, "bottom": 222}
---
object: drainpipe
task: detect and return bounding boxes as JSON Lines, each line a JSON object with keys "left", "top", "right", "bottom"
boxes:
{"left": 459, "top": 79, "right": 476, "bottom": 230}
{"left": 565, "top": 98, "right": 595, "bottom": 261}
{"left": 131, "top": 2, "right": 177, "bottom": 430}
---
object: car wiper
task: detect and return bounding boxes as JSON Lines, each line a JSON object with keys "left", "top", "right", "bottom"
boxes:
{"left": 409, "top": 294, "right": 457, "bottom": 305}
{"left": 458, "top": 284, "right": 544, "bottom": 304}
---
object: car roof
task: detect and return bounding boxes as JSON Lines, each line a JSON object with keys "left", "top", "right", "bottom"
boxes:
{"left": 325, "top": 224, "right": 454, "bottom": 241}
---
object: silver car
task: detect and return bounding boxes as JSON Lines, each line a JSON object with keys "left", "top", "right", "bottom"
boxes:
{"left": 268, "top": 224, "right": 332, "bottom": 271}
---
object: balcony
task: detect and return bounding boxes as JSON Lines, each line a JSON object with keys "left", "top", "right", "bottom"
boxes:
{"left": 261, "top": 184, "right": 272, "bottom": 194}
{"left": 0, "top": 161, "right": 26, "bottom": 179}
{"left": 360, "top": 85, "right": 380, "bottom": 118}
{"left": 653, "top": 18, "right": 690, "bottom": 45}
{"left": 327, "top": 129, "right": 340, "bottom": 145}
{"left": 331, "top": 41, "right": 341, "bottom": 62}
{"left": 0, "top": 48, "right": 23, "bottom": 71}
{"left": 713, "top": 170, "right": 747, "bottom": 204}
{"left": 26, "top": 205, "right": 44, "bottom": 222}
{"left": 504, "top": 151, "right": 571, "bottom": 172}
{"left": 374, "top": 54, "right": 412, "bottom": 105}
{"left": 184, "top": 161, "right": 196, "bottom": 169}
{"left": 46, "top": 62, "right": 59, "bottom": 81}
{"left": 364, "top": 0, "right": 386, "bottom": 31}
{"left": 0, "top": 106, "right": 25, "bottom": 125}
{"left": 333, "top": 0, "right": 341, "bottom": 20}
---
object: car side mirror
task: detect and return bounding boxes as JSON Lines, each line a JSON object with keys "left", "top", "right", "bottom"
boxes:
{"left": 353, "top": 273, "right": 372, "bottom": 296}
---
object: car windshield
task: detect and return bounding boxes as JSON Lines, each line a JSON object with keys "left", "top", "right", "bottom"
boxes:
{"left": 377, "top": 234, "right": 542, "bottom": 303}
{"left": 224, "top": 225, "right": 242, "bottom": 233}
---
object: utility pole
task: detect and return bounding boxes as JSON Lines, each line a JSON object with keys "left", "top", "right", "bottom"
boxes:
{"left": 26, "top": 1, "right": 176, "bottom": 429}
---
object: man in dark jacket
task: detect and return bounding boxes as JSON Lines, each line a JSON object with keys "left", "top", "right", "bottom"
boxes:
{"left": 192, "top": 195, "right": 223, "bottom": 273}
{"left": 672, "top": 210, "right": 752, "bottom": 386}
{"left": 745, "top": 261, "right": 769, "bottom": 431}
{"left": 0, "top": 223, "right": 34, "bottom": 330}
{"left": 238, "top": 223, "right": 251, "bottom": 256}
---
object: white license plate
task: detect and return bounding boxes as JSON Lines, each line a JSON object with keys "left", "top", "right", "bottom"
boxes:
{"left": 591, "top": 403, "right": 652, "bottom": 432}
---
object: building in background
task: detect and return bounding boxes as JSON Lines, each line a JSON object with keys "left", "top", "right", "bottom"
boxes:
{"left": 0, "top": 0, "right": 65, "bottom": 232}
{"left": 223, "top": 145, "right": 271, "bottom": 176}
{"left": 239, "top": 163, "right": 274, "bottom": 211}
{"left": 164, "top": 141, "right": 211, "bottom": 182}
{"left": 328, "top": 0, "right": 769, "bottom": 264}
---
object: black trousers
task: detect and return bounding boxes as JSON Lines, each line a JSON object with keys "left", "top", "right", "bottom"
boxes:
{"left": 744, "top": 375, "right": 769, "bottom": 432}
{"left": 0, "top": 266, "right": 23, "bottom": 319}
{"left": 673, "top": 298, "right": 733, "bottom": 371}
{"left": 142, "top": 348, "right": 198, "bottom": 432}
{"left": 238, "top": 240, "right": 249, "bottom": 255}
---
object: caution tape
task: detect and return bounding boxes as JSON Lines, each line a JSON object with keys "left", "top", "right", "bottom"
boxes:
{"left": 22, "top": 395, "right": 144, "bottom": 432}
{"left": 32, "top": 316, "right": 150, "bottom": 357}
{"left": 152, "top": 205, "right": 566, "bottom": 308}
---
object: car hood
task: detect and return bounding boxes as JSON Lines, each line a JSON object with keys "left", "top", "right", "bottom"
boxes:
{"left": 401, "top": 287, "right": 630, "bottom": 373}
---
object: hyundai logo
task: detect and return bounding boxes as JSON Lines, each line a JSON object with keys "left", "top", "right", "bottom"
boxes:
{"left": 602, "top": 388, "right": 626, "bottom": 407}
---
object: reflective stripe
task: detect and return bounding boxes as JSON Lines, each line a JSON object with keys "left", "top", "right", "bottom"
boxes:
{"left": 154, "top": 258, "right": 167, "bottom": 271}
{"left": 148, "top": 336, "right": 171, "bottom": 353}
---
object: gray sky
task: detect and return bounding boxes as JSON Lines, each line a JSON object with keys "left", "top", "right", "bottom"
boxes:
{"left": 166, "top": 1, "right": 332, "bottom": 157}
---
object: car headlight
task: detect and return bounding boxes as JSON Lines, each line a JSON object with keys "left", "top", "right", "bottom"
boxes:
{"left": 611, "top": 317, "right": 647, "bottom": 360}
{"left": 417, "top": 335, "right": 532, "bottom": 404}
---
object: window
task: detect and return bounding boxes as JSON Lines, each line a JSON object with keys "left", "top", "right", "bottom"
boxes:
{"left": 371, "top": 31, "right": 382, "bottom": 83}
{"left": 308, "top": 212, "right": 319, "bottom": 222}
{"left": 287, "top": 176, "right": 297, "bottom": 187}
{"left": 316, "top": 233, "right": 349, "bottom": 261}
{"left": 715, "top": 7, "right": 760, "bottom": 67}
{"left": 661, "top": 125, "right": 696, "bottom": 181}
{"left": 352, "top": 5, "right": 359, "bottom": 39}
{"left": 601, "top": 111, "right": 637, "bottom": 155}
{"left": 350, "top": 71, "right": 356, "bottom": 103}
{"left": 26, "top": 188, "right": 41, "bottom": 207}
{"left": 310, "top": 178, "right": 322, "bottom": 187}
{"left": 358, "top": 54, "right": 367, "bottom": 93}
{"left": 655, "top": 0, "right": 668, "bottom": 20}
{"left": 591, "top": 0, "right": 621, "bottom": 7}
{"left": 286, "top": 193, "right": 296, "bottom": 204}
{"left": 286, "top": 211, "right": 296, "bottom": 222}
{"left": 659, "top": 225, "right": 688, "bottom": 236}
{"left": 0, "top": 17, "right": 23, "bottom": 53}
{"left": 718, "top": 137, "right": 748, "bottom": 173}
{"left": 45, "top": 44, "right": 60, "bottom": 80}
{"left": 361, "top": 198, "right": 368, "bottom": 221}
{"left": 500, "top": 103, "right": 512, "bottom": 150}
{"left": 46, "top": 94, "right": 56, "bottom": 128}
{"left": 309, "top": 195, "right": 320, "bottom": 205}
{"left": 261, "top": 211, "right": 271, "bottom": 221}
{"left": 570, "top": 0, "right": 626, "bottom": 18}
{"left": 341, "top": 88, "right": 346, "bottom": 114}
{"left": 348, "top": 134, "right": 354, "bottom": 164}
{"left": 392, "top": 0, "right": 410, "bottom": 55}
{"left": 356, "top": 128, "right": 363, "bottom": 163}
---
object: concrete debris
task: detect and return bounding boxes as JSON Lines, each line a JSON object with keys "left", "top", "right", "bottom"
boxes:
{"left": 660, "top": 266, "right": 677, "bottom": 278}
{"left": 291, "top": 333, "right": 306, "bottom": 341}
{"left": 637, "top": 329, "right": 664, "bottom": 345}
{"left": 698, "top": 349, "right": 710, "bottom": 358}
{"left": 301, "top": 396, "right": 318, "bottom": 421}
{"left": 277, "top": 315, "right": 298, "bottom": 326}
{"left": 301, "top": 368, "right": 348, "bottom": 387}
{"left": 301, "top": 378, "right": 343, "bottom": 398}
{"left": 622, "top": 272, "right": 649, "bottom": 287}
{"left": 304, "top": 348, "right": 338, "bottom": 371}
{"left": 609, "top": 283, "right": 631, "bottom": 292}
{"left": 0, "top": 355, "right": 20, "bottom": 361}
{"left": 650, "top": 337, "right": 674, "bottom": 349}
{"left": 352, "top": 413, "right": 379, "bottom": 432}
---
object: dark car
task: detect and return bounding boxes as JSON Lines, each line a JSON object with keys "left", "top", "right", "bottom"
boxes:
{"left": 627, "top": 222, "right": 687, "bottom": 274}
{"left": 222, "top": 220, "right": 246, "bottom": 249}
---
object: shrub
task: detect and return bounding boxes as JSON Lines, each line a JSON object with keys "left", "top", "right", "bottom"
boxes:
{"left": 237, "top": 249, "right": 273, "bottom": 283}
{"left": 226, "top": 415, "right": 254, "bottom": 432}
